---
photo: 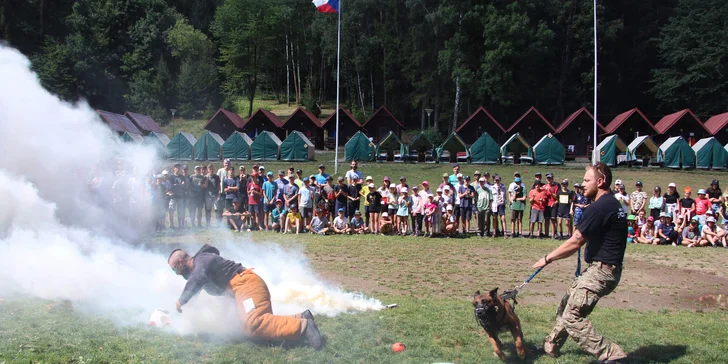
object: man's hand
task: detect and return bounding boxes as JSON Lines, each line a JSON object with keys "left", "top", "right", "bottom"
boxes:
{"left": 176, "top": 300, "right": 183, "bottom": 313}
{"left": 532, "top": 256, "right": 549, "bottom": 269}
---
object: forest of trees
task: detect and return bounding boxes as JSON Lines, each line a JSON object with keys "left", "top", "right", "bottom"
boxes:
{"left": 1, "top": 0, "right": 727, "bottom": 132}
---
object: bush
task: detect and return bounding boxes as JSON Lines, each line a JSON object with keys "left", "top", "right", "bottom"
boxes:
{"left": 303, "top": 96, "right": 321, "bottom": 117}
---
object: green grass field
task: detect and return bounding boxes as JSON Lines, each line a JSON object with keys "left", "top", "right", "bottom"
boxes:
{"left": 2, "top": 163, "right": 728, "bottom": 363}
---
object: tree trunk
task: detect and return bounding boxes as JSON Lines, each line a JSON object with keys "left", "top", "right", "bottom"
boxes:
{"left": 370, "top": 70, "right": 375, "bottom": 113}
{"left": 433, "top": 101, "right": 440, "bottom": 133}
{"left": 357, "top": 68, "right": 365, "bottom": 112}
{"left": 453, "top": 76, "right": 461, "bottom": 133}
{"left": 296, "top": 42, "right": 302, "bottom": 103}
{"left": 285, "top": 33, "right": 290, "bottom": 106}
{"left": 420, "top": 108, "right": 425, "bottom": 131}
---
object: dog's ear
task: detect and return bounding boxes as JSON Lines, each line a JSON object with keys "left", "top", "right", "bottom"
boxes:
{"left": 489, "top": 288, "right": 499, "bottom": 298}
{"left": 474, "top": 290, "right": 481, "bottom": 297}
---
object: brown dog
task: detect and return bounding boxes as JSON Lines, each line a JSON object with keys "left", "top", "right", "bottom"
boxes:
{"left": 473, "top": 288, "right": 526, "bottom": 361}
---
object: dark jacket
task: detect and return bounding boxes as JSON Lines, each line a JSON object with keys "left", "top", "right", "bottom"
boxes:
{"left": 178, "top": 245, "right": 244, "bottom": 305}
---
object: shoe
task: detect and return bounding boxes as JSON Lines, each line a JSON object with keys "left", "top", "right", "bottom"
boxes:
{"left": 303, "top": 316, "right": 323, "bottom": 350}
{"left": 302, "top": 309, "right": 315, "bottom": 322}
{"left": 540, "top": 341, "right": 560, "bottom": 358}
{"left": 598, "top": 360, "right": 624, "bottom": 364}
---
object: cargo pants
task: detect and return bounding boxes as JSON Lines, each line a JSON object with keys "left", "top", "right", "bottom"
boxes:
{"left": 544, "top": 262, "right": 628, "bottom": 361}
{"left": 229, "top": 269, "right": 306, "bottom": 341}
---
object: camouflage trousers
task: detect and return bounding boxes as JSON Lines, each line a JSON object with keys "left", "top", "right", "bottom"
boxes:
{"left": 544, "top": 262, "right": 627, "bottom": 361}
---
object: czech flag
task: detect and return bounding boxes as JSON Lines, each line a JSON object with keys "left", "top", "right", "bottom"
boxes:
{"left": 313, "top": 0, "right": 339, "bottom": 13}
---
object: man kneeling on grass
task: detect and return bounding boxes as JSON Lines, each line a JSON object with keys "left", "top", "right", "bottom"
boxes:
{"left": 308, "top": 208, "right": 330, "bottom": 235}
{"left": 169, "top": 245, "right": 322, "bottom": 349}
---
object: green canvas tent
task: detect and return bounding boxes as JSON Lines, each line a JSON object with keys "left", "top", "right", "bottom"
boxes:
{"left": 692, "top": 137, "right": 728, "bottom": 169}
{"left": 345, "top": 131, "right": 376, "bottom": 162}
{"left": 657, "top": 136, "right": 695, "bottom": 169}
{"left": 281, "top": 131, "right": 315, "bottom": 161}
{"left": 194, "top": 131, "right": 224, "bottom": 161}
{"left": 222, "top": 131, "right": 253, "bottom": 160}
{"left": 625, "top": 135, "right": 659, "bottom": 165}
{"left": 596, "top": 135, "right": 627, "bottom": 167}
{"left": 470, "top": 132, "right": 500, "bottom": 164}
{"left": 143, "top": 132, "right": 170, "bottom": 159}
{"left": 167, "top": 132, "right": 197, "bottom": 160}
{"left": 500, "top": 133, "right": 532, "bottom": 164}
{"left": 406, "top": 132, "right": 435, "bottom": 162}
{"left": 532, "top": 134, "right": 565, "bottom": 165}
{"left": 251, "top": 131, "right": 282, "bottom": 161}
{"left": 436, "top": 133, "right": 469, "bottom": 163}
{"left": 119, "top": 131, "right": 143, "bottom": 143}
{"left": 376, "top": 131, "right": 405, "bottom": 161}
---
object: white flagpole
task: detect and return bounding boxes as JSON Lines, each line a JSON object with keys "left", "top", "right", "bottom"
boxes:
{"left": 592, "top": 0, "right": 598, "bottom": 163}
{"left": 334, "top": 1, "right": 341, "bottom": 175}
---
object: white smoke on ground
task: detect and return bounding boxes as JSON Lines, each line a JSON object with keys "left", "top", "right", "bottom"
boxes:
{"left": 0, "top": 45, "right": 382, "bottom": 336}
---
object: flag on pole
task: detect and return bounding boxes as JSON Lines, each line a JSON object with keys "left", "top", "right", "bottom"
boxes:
{"left": 312, "top": 0, "right": 339, "bottom": 13}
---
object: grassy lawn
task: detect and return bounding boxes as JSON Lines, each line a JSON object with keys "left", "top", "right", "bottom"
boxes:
{"left": 2, "top": 163, "right": 728, "bottom": 363}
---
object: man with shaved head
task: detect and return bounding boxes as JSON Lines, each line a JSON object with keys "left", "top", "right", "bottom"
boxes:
{"left": 168, "top": 245, "right": 322, "bottom": 348}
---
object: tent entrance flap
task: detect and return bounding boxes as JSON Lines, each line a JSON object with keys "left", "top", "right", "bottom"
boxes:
{"left": 376, "top": 131, "right": 405, "bottom": 161}
{"left": 345, "top": 131, "right": 375, "bottom": 162}
{"left": 470, "top": 132, "right": 500, "bottom": 164}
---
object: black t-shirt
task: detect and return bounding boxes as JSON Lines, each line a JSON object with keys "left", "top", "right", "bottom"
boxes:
{"left": 680, "top": 197, "right": 694, "bottom": 208}
{"left": 367, "top": 191, "right": 382, "bottom": 208}
{"left": 335, "top": 184, "right": 349, "bottom": 203}
{"left": 707, "top": 187, "right": 722, "bottom": 200}
{"left": 347, "top": 184, "right": 361, "bottom": 205}
{"left": 663, "top": 192, "right": 680, "bottom": 204}
{"left": 556, "top": 189, "right": 574, "bottom": 215}
{"left": 576, "top": 191, "right": 628, "bottom": 265}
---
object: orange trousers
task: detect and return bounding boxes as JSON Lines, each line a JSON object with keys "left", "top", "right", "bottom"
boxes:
{"left": 228, "top": 269, "right": 304, "bottom": 341}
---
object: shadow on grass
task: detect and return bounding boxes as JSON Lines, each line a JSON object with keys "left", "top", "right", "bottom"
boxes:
{"left": 625, "top": 344, "right": 688, "bottom": 363}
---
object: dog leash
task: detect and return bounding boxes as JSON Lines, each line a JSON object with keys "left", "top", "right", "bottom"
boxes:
{"left": 500, "top": 266, "right": 544, "bottom": 301}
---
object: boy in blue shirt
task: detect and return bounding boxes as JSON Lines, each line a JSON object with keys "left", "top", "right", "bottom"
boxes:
{"left": 262, "top": 172, "right": 278, "bottom": 230}
{"left": 270, "top": 199, "right": 287, "bottom": 233}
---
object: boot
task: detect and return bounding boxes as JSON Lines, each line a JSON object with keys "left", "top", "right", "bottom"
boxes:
{"left": 303, "top": 316, "right": 322, "bottom": 350}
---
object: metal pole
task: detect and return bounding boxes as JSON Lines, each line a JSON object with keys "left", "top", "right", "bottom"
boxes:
{"left": 334, "top": 1, "right": 341, "bottom": 175}
{"left": 592, "top": 0, "right": 598, "bottom": 163}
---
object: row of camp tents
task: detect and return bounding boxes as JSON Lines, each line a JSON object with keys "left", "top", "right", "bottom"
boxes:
{"left": 124, "top": 127, "right": 728, "bottom": 169}
{"left": 122, "top": 130, "right": 314, "bottom": 161}
{"left": 596, "top": 134, "right": 728, "bottom": 169}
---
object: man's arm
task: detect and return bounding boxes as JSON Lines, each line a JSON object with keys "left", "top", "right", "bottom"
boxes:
{"left": 532, "top": 229, "right": 586, "bottom": 268}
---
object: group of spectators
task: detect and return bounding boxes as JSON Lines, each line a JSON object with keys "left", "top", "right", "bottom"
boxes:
{"left": 621, "top": 180, "right": 728, "bottom": 248}
{"left": 108, "top": 159, "right": 728, "bottom": 247}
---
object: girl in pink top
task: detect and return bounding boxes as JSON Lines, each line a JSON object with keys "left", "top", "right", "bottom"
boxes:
{"left": 424, "top": 195, "right": 437, "bottom": 237}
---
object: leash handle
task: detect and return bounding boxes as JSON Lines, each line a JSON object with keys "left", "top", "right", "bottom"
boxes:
{"left": 524, "top": 266, "right": 544, "bottom": 284}
{"left": 575, "top": 247, "right": 582, "bottom": 277}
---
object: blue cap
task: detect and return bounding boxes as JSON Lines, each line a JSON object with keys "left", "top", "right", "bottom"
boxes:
{"left": 514, "top": 177, "right": 521, "bottom": 183}
{"left": 267, "top": 171, "right": 273, "bottom": 176}
{"left": 338, "top": 208, "right": 345, "bottom": 213}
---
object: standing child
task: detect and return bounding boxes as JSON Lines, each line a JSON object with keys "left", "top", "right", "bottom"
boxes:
{"left": 572, "top": 183, "right": 590, "bottom": 226}
{"left": 396, "top": 188, "right": 412, "bottom": 235}
{"left": 388, "top": 185, "right": 398, "bottom": 232}
{"left": 555, "top": 179, "right": 574, "bottom": 239}
{"left": 366, "top": 183, "right": 382, "bottom": 234}
{"left": 678, "top": 187, "right": 695, "bottom": 222}
{"left": 649, "top": 186, "right": 664, "bottom": 220}
{"left": 424, "top": 194, "right": 437, "bottom": 237}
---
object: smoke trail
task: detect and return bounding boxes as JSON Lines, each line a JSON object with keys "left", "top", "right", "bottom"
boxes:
{"left": 0, "top": 45, "right": 381, "bottom": 335}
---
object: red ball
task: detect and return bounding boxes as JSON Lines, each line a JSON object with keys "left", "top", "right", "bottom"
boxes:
{"left": 391, "top": 342, "right": 405, "bottom": 353}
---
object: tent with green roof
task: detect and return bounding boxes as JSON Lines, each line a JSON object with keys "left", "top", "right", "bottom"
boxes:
{"left": 119, "top": 131, "right": 143, "bottom": 143}
{"left": 469, "top": 132, "right": 500, "bottom": 164}
{"left": 280, "top": 131, "right": 315, "bottom": 161}
{"left": 345, "top": 131, "right": 375, "bottom": 162}
{"left": 406, "top": 132, "right": 436, "bottom": 162}
{"left": 692, "top": 137, "right": 727, "bottom": 169}
{"left": 500, "top": 133, "right": 532, "bottom": 164}
{"left": 251, "top": 131, "right": 282, "bottom": 160}
{"left": 143, "top": 132, "right": 170, "bottom": 158}
{"left": 532, "top": 133, "right": 565, "bottom": 165}
{"left": 167, "top": 132, "right": 197, "bottom": 160}
{"left": 376, "top": 131, "right": 405, "bottom": 161}
{"left": 222, "top": 131, "right": 253, "bottom": 160}
{"left": 596, "top": 135, "right": 627, "bottom": 167}
{"left": 436, "top": 133, "right": 469, "bottom": 163}
{"left": 194, "top": 131, "right": 224, "bottom": 161}
{"left": 657, "top": 136, "right": 695, "bottom": 169}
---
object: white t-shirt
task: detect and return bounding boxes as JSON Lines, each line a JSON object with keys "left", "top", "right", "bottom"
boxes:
{"left": 614, "top": 192, "right": 630, "bottom": 214}
{"left": 345, "top": 170, "right": 363, "bottom": 183}
{"left": 333, "top": 216, "right": 348, "bottom": 230}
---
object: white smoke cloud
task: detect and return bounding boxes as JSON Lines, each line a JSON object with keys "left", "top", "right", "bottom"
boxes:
{"left": 0, "top": 45, "right": 381, "bottom": 336}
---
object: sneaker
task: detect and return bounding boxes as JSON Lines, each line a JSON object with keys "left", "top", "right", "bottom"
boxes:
{"left": 541, "top": 341, "right": 560, "bottom": 358}
{"left": 303, "top": 317, "right": 323, "bottom": 350}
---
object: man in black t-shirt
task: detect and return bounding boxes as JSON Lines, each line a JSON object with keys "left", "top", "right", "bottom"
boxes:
{"left": 533, "top": 162, "right": 627, "bottom": 362}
